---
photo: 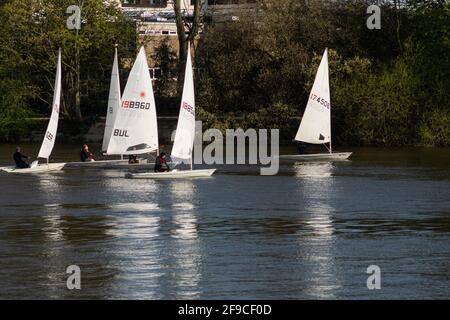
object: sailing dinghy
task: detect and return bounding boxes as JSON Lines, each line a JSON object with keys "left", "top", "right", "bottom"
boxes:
{"left": 279, "top": 49, "right": 351, "bottom": 162}
{"left": 106, "top": 46, "right": 159, "bottom": 157}
{"left": 1, "top": 49, "right": 66, "bottom": 174}
{"left": 64, "top": 47, "right": 147, "bottom": 169}
{"left": 126, "top": 44, "right": 216, "bottom": 179}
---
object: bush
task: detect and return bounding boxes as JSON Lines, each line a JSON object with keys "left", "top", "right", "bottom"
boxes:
{"left": 0, "top": 79, "right": 34, "bottom": 141}
{"left": 419, "top": 109, "right": 450, "bottom": 147}
{"left": 243, "top": 103, "right": 297, "bottom": 140}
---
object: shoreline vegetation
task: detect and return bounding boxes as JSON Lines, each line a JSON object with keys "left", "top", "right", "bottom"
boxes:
{"left": 0, "top": 0, "right": 449, "bottom": 147}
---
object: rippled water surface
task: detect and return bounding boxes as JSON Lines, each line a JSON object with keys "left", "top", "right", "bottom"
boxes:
{"left": 0, "top": 144, "right": 449, "bottom": 299}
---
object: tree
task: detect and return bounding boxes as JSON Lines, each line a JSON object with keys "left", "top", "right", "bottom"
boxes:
{"left": 194, "top": 0, "right": 447, "bottom": 146}
{"left": 0, "top": 0, "right": 136, "bottom": 125}
{"left": 173, "top": 0, "right": 202, "bottom": 95}
{"left": 406, "top": 0, "right": 450, "bottom": 145}
{"left": 0, "top": 79, "right": 34, "bottom": 140}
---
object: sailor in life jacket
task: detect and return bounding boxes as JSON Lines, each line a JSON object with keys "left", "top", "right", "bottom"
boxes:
{"left": 154, "top": 152, "right": 170, "bottom": 173}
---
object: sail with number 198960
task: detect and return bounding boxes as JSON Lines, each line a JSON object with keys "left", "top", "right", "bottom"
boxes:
{"left": 107, "top": 46, "right": 159, "bottom": 156}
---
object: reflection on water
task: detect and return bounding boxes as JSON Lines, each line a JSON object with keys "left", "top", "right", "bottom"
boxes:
{"left": 297, "top": 164, "right": 341, "bottom": 299}
{"left": 42, "top": 214, "right": 65, "bottom": 242}
{"left": 171, "top": 212, "right": 198, "bottom": 240}
{"left": 170, "top": 181, "right": 198, "bottom": 241}
{"left": 168, "top": 180, "right": 202, "bottom": 299}
{"left": 105, "top": 213, "right": 163, "bottom": 299}
{"left": 302, "top": 204, "right": 341, "bottom": 299}
{"left": 294, "top": 162, "right": 334, "bottom": 178}
{"left": 109, "top": 203, "right": 160, "bottom": 212}
{"left": 0, "top": 147, "right": 449, "bottom": 299}
{"left": 305, "top": 205, "right": 335, "bottom": 238}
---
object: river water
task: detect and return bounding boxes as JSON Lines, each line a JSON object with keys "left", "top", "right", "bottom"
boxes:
{"left": 0, "top": 144, "right": 449, "bottom": 299}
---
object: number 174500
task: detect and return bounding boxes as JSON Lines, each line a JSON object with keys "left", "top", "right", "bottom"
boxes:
{"left": 310, "top": 93, "right": 330, "bottom": 109}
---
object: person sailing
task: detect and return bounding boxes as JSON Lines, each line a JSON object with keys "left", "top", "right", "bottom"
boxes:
{"left": 80, "top": 144, "right": 95, "bottom": 162}
{"left": 128, "top": 155, "right": 138, "bottom": 164}
{"left": 154, "top": 152, "right": 171, "bottom": 173}
{"left": 13, "top": 147, "right": 30, "bottom": 168}
{"left": 296, "top": 141, "right": 307, "bottom": 154}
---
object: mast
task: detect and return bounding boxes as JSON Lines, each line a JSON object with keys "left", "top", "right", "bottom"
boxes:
{"left": 171, "top": 41, "right": 196, "bottom": 168}
{"left": 189, "top": 41, "right": 193, "bottom": 172}
{"left": 327, "top": 47, "right": 332, "bottom": 155}
{"left": 38, "top": 48, "right": 62, "bottom": 163}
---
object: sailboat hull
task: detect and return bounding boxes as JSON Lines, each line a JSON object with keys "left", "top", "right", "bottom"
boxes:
{"left": 63, "top": 159, "right": 128, "bottom": 168}
{"left": 125, "top": 169, "right": 217, "bottom": 179}
{"left": 0, "top": 163, "right": 66, "bottom": 174}
{"left": 63, "top": 160, "right": 175, "bottom": 170}
{"left": 279, "top": 152, "right": 352, "bottom": 161}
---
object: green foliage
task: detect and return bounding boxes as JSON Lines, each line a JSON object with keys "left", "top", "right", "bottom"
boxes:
{"left": 419, "top": 110, "right": 450, "bottom": 147}
{"left": 332, "top": 55, "right": 419, "bottom": 146}
{"left": 0, "top": 0, "right": 136, "bottom": 124}
{"left": 0, "top": 0, "right": 448, "bottom": 146}
{"left": 243, "top": 103, "right": 298, "bottom": 140}
{"left": 195, "top": 0, "right": 450, "bottom": 146}
{"left": 356, "top": 61, "right": 418, "bottom": 146}
{"left": 0, "top": 79, "right": 34, "bottom": 140}
{"left": 152, "top": 39, "right": 178, "bottom": 97}
{"left": 402, "top": 1, "right": 450, "bottom": 145}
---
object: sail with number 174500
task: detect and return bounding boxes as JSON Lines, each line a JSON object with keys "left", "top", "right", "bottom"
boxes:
{"left": 279, "top": 48, "right": 352, "bottom": 161}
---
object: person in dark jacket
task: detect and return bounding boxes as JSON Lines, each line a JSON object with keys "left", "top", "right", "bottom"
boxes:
{"left": 80, "top": 144, "right": 95, "bottom": 162}
{"left": 13, "top": 147, "right": 30, "bottom": 168}
{"left": 128, "top": 155, "right": 138, "bottom": 164}
{"left": 297, "top": 142, "right": 307, "bottom": 155}
{"left": 154, "top": 152, "right": 170, "bottom": 173}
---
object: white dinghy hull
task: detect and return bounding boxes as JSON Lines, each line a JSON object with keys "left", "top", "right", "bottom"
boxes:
{"left": 125, "top": 169, "right": 216, "bottom": 179}
{"left": 63, "top": 160, "right": 175, "bottom": 170}
{"left": 279, "top": 152, "right": 352, "bottom": 161}
{"left": 0, "top": 163, "right": 66, "bottom": 174}
{"left": 64, "top": 160, "right": 128, "bottom": 168}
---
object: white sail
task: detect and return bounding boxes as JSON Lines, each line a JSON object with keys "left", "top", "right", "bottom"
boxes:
{"left": 107, "top": 46, "right": 158, "bottom": 155}
{"left": 102, "top": 47, "right": 121, "bottom": 152}
{"left": 171, "top": 44, "right": 196, "bottom": 163}
{"left": 295, "top": 48, "right": 331, "bottom": 144}
{"left": 38, "top": 49, "right": 62, "bottom": 160}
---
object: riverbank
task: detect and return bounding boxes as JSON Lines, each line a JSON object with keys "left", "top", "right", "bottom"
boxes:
{"left": 2, "top": 117, "right": 180, "bottom": 145}
{"left": 5, "top": 116, "right": 449, "bottom": 148}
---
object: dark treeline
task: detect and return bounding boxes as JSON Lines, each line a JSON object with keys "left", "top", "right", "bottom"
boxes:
{"left": 0, "top": 0, "right": 449, "bottom": 146}
{"left": 193, "top": 0, "right": 450, "bottom": 146}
